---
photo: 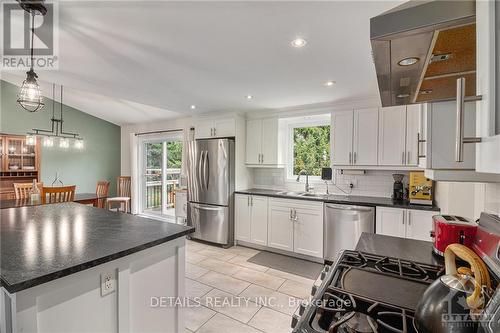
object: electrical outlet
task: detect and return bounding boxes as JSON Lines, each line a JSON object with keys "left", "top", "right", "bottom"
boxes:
{"left": 101, "top": 271, "right": 115, "bottom": 296}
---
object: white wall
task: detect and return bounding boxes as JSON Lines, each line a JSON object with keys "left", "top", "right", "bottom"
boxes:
{"left": 435, "top": 181, "right": 500, "bottom": 220}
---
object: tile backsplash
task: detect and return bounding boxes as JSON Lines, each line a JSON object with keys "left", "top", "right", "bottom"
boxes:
{"left": 484, "top": 183, "right": 500, "bottom": 215}
{"left": 251, "top": 168, "right": 408, "bottom": 198}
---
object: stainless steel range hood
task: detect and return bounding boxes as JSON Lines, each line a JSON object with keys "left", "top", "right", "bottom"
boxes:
{"left": 371, "top": 0, "right": 476, "bottom": 107}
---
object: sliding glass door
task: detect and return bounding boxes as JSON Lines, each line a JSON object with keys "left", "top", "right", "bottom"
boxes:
{"left": 139, "top": 134, "right": 182, "bottom": 220}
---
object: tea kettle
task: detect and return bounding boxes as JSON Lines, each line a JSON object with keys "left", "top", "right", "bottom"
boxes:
{"left": 414, "top": 244, "right": 491, "bottom": 333}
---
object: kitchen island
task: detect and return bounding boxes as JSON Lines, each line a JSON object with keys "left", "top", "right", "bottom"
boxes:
{"left": 0, "top": 203, "right": 194, "bottom": 333}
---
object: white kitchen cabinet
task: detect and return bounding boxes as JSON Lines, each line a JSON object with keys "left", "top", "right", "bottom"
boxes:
{"left": 250, "top": 196, "right": 268, "bottom": 246}
{"left": 245, "top": 119, "right": 262, "bottom": 165}
{"left": 235, "top": 194, "right": 268, "bottom": 246}
{"left": 406, "top": 209, "right": 435, "bottom": 242}
{"left": 235, "top": 194, "right": 251, "bottom": 242}
{"left": 245, "top": 117, "right": 283, "bottom": 167}
{"left": 331, "top": 110, "right": 353, "bottom": 165}
{"left": 194, "top": 118, "right": 236, "bottom": 139}
{"left": 378, "top": 106, "right": 407, "bottom": 166}
{"left": 293, "top": 205, "right": 324, "bottom": 258}
{"left": 376, "top": 206, "right": 437, "bottom": 242}
{"left": 268, "top": 198, "right": 323, "bottom": 258}
{"left": 195, "top": 120, "right": 214, "bottom": 139}
{"left": 353, "top": 108, "right": 378, "bottom": 165}
{"left": 405, "top": 105, "right": 420, "bottom": 166}
{"left": 376, "top": 207, "right": 406, "bottom": 238}
{"left": 475, "top": 0, "right": 500, "bottom": 174}
{"left": 332, "top": 108, "right": 377, "bottom": 166}
{"left": 267, "top": 202, "right": 294, "bottom": 252}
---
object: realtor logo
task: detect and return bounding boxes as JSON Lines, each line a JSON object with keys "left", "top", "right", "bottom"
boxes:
{"left": 1, "top": 0, "right": 59, "bottom": 69}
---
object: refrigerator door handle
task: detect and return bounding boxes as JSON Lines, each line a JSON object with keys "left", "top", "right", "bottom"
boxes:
{"left": 192, "top": 204, "right": 222, "bottom": 211}
{"left": 205, "top": 151, "right": 210, "bottom": 190}
{"left": 198, "top": 151, "right": 204, "bottom": 192}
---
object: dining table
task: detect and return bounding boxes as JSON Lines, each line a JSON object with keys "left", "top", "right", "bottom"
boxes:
{"left": 0, "top": 193, "right": 108, "bottom": 209}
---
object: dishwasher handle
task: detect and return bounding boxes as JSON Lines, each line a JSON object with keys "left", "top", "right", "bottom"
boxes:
{"left": 325, "top": 203, "right": 374, "bottom": 212}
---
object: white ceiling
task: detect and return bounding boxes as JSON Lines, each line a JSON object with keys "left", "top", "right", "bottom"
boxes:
{"left": 2, "top": 1, "right": 402, "bottom": 125}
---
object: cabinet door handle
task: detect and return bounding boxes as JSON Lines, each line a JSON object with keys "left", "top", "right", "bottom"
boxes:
{"left": 455, "top": 77, "right": 481, "bottom": 162}
{"left": 290, "top": 209, "right": 293, "bottom": 220}
{"left": 353, "top": 152, "right": 357, "bottom": 164}
{"left": 251, "top": 196, "right": 253, "bottom": 206}
{"left": 247, "top": 196, "right": 250, "bottom": 206}
{"left": 402, "top": 152, "right": 405, "bottom": 165}
{"left": 214, "top": 128, "right": 216, "bottom": 136}
{"left": 407, "top": 151, "right": 410, "bottom": 165}
{"left": 261, "top": 154, "right": 264, "bottom": 163}
{"left": 294, "top": 209, "right": 298, "bottom": 222}
{"left": 349, "top": 152, "right": 352, "bottom": 164}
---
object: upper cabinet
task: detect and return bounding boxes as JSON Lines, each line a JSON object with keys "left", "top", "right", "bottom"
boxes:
{"left": 245, "top": 117, "right": 284, "bottom": 167}
{"left": 332, "top": 108, "right": 378, "bottom": 167}
{"left": 475, "top": 1, "right": 500, "bottom": 174}
{"left": 378, "top": 105, "right": 420, "bottom": 167}
{"left": 194, "top": 118, "right": 236, "bottom": 139}
{"left": 378, "top": 106, "right": 406, "bottom": 166}
{"left": 419, "top": 100, "right": 500, "bottom": 182}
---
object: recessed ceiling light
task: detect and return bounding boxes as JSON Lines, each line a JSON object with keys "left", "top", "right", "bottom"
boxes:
{"left": 246, "top": 95, "right": 253, "bottom": 100}
{"left": 190, "top": 105, "right": 196, "bottom": 110}
{"left": 325, "top": 81, "right": 335, "bottom": 87}
{"left": 396, "top": 93, "right": 410, "bottom": 98}
{"left": 398, "top": 57, "right": 419, "bottom": 66}
{"left": 291, "top": 38, "right": 307, "bottom": 48}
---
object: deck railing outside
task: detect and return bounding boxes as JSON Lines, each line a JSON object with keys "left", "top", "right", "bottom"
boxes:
{"left": 145, "top": 168, "right": 180, "bottom": 210}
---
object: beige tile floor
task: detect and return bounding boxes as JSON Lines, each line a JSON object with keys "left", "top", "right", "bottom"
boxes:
{"left": 184, "top": 239, "right": 322, "bottom": 333}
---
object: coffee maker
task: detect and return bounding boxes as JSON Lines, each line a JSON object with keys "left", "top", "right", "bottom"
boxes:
{"left": 392, "top": 174, "right": 404, "bottom": 202}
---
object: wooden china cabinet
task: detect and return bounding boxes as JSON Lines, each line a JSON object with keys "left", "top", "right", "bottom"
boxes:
{"left": 0, "top": 134, "right": 41, "bottom": 199}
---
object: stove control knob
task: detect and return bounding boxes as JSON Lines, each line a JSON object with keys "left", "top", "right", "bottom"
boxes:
{"left": 320, "top": 265, "right": 330, "bottom": 280}
{"left": 311, "top": 285, "right": 318, "bottom": 296}
{"left": 291, "top": 314, "right": 300, "bottom": 328}
{"left": 324, "top": 265, "right": 330, "bottom": 272}
{"left": 299, "top": 302, "right": 306, "bottom": 315}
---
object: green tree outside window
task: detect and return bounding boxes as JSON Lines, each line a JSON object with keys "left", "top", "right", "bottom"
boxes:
{"left": 293, "top": 125, "right": 330, "bottom": 176}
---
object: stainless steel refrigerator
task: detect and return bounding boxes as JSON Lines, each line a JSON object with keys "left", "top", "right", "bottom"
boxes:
{"left": 186, "top": 138, "right": 235, "bottom": 247}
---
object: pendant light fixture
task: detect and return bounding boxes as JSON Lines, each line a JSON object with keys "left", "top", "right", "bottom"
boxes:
{"left": 27, "top": 84, "right": 85, "bottom": 150}
{"left": 17, "top": 2, "right": 47, "bottom": 112}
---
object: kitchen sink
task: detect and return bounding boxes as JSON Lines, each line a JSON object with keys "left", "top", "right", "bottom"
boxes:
{"left": 275, "top": 191, "right": 306, "bottom": 196}
{"left": 300, "top": 193, "right": 327, "bottom": 198}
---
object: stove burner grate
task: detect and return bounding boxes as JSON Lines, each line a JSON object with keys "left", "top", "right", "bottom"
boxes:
{"left": 311, "top": 287, "right": 417, "bottom": 333}
{"left": 374, "top": 257, "right": 431, "bottom": 281}
{"left": 340, "top": 252, "right": 368, "bottom": 268}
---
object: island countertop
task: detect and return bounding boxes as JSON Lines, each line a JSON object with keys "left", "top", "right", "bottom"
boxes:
{"left": 0, "top": 202, "right": 194, "bottom": 293}
{"left": 355, "top": 232, "right": 443, "bottom": 266}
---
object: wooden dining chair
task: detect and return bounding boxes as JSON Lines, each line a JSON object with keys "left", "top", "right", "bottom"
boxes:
{"left": 42, "top": 185, "right": 76, "bottom": 204}
{"left": 14, "top": 182, "right": 43, "bottom": 199}
{"left": 96, "top": 181, "right": 110, "bottom": 208}
{"left": 106, "top": 176, "right": 131, "bottom": 213}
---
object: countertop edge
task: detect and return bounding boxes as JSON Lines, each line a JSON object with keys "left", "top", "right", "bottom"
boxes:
{"left": 1, "top": 227, "right": 194, "bottom": 294}
{"left": 234, "top": 189, "right": 440, "bottom": 211}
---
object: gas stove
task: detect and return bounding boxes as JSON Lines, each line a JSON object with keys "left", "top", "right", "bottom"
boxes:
{"left": 291, "top": 251, "right": 444, "bottom": 333}
{"left": 292, "top": 213, "right": 500, "bottom": 333}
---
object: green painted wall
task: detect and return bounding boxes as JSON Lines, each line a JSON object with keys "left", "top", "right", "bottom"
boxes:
{"left": 0, "top": 80, "right": 120, "bottom": 195}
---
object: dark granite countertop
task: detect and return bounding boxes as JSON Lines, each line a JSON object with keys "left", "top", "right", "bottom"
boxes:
{"left": 235, "top": 188, "right": 440, "bottom": 211}
{"left": 1, "top": 203, "right": 194, "bottom": 293}
{"left": 356, "top": 232, "right": 443, "bottom": 266}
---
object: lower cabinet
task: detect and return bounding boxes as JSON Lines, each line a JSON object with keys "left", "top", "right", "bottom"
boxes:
{"left": 235, "top": 194, "right": 269, "bottom": 246}
{"left": 268, "top": 198, "right": 324, "bottom": 258}
{"left": 375, "top": 206, "right": 437, "bottom": 242}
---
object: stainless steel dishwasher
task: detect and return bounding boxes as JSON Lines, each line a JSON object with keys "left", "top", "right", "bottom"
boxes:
{"left": 323, "top": 204, "right": 375, "bottom": 261}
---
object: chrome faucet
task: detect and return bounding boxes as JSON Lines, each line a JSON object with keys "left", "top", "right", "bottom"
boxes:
{"left": 296, "top": 170, "right": 314, "bottom": 192}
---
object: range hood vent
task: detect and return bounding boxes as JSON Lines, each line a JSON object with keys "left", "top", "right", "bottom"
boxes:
{"left": 370, "top": 0, "right": 476, "bottom": 107}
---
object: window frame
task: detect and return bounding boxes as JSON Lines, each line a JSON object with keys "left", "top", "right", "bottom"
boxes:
{"left": 285, "top": 114, "right": 331, "bottom": 182}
